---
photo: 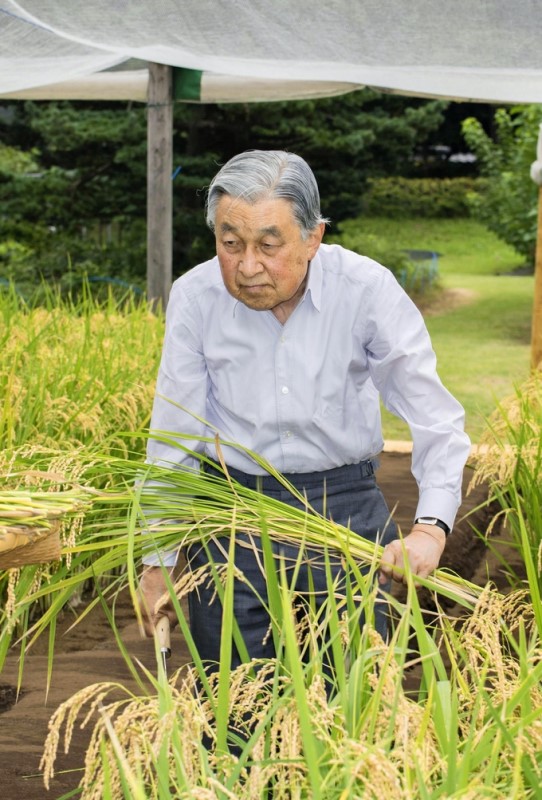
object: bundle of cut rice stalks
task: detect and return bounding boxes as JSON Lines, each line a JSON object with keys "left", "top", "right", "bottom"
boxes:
{"left": 0, "top": 489, "right": 92, "bottom": 569}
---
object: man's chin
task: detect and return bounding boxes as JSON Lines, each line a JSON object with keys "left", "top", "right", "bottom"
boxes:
{"left": 237, "top": 290, "right": 275, "bottom": 310}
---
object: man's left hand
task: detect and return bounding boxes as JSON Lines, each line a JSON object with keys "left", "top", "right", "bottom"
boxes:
{"left": 378, "top": 523, "right": 447, "bottom": 585}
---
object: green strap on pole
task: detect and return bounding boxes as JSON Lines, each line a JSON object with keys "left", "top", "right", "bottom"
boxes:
{"left": 173, "top": 67, "right": 203, "bottom": 101}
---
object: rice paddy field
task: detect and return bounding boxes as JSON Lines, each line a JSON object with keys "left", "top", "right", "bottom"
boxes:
{"left": 0, "top": 236, "right": 541, "bottom": 799}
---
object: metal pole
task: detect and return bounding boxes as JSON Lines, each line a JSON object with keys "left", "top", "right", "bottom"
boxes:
{"left": 147, "top": 63, "right": 173, "bottom": 311}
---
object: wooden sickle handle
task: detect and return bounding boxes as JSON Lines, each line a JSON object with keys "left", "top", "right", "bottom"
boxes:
{"left": 155, "top": 616, "right": 171, "bottom": 657}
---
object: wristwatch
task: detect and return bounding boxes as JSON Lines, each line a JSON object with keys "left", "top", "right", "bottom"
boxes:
{"left": 414, "top": 517, "right": 450, "bottom": 535}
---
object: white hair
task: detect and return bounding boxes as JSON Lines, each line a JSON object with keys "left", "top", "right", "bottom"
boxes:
{"left": 206, "top": 150, "right": 329, "bottom": 239}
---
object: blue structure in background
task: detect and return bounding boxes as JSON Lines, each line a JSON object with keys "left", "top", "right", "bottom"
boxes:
{"left": 400, "top": 249, "right": 440, "bottom": 292}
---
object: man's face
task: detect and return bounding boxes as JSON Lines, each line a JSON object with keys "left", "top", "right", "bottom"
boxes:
{"left": 215, "top": 196, "right": 324, "bottom": 319}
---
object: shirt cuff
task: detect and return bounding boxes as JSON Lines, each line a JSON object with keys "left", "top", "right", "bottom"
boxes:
{"left": 142, "top": 547, "right": 180, "bottom": 568}
{"left": 414, "top": 488, "right": 460, "bottom": 534}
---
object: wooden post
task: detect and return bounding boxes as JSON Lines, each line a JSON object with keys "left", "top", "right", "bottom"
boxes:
{"left": 532, "top": 187, "right": 542, "bottom": 370}
{"left": 147, "top": 63, "right": 173, "bottom": 311}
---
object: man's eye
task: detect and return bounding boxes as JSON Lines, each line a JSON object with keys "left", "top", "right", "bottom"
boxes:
{"left": 261, "top": 242, "right": 278, "bottom": 251}
{"left": 223, "top": 240, "right": 239, "bottom": 249}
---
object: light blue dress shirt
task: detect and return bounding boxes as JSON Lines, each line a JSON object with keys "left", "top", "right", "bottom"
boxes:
{"left": 145, "top": 243, "right": 470, "bottom": 564}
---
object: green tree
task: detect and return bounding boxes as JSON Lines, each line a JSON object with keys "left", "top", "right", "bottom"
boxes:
{"left": 170, "top": 90, "right": 447, "bottom": 269}
{"left": 462, "top": 104, "right": 542, "bottom": 266}
{"left": 0, "top": 101, "right": 148, "bottom": 294}
{"left": 1, "top": 91, "right": 447, "bottom": 288}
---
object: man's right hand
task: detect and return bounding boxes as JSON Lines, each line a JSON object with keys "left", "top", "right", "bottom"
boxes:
{"left": 138, "top": 565, "right": 177, "bottom": 637}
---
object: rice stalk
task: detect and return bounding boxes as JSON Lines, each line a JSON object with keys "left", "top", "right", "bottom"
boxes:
{"left": 0, "top": 289, "right": 164, "bottom": 627}
{"left": 39, "top": 579, "right": 542, "bottom": 799}
{"left": 0, "top": 290, "right": 162, "bottom": 459}
{"left": 470, "top": 371, "right": 542, "bottom": 490}
{"left": 0, "top": 487, "right": 94, "bottom": 528}
{"left": 16, "top": 448, "right": 484, "bottom": 630}
{"left": 469, "top": 370, "right": 542, "bottom": 596}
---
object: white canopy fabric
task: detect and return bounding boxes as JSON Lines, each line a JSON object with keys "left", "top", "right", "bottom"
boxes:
{"left": 3, "top": 67, "right": 362, "bottom": 104}
{"left": 2, "top": 0, "right": 542, "bottom": 104}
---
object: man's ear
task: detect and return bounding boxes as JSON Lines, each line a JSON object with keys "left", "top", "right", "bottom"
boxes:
{"left": 307, "top": 222, "right": 325, "bottom": 260}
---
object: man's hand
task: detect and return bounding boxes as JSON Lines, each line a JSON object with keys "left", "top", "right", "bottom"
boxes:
{"left": 138, "top": 565, "right": 177, "bottom": 637}
{"left": 379, "top": 523, "right": 447, "bottom": 585}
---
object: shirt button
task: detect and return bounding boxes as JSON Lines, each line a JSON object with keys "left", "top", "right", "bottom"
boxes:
{"left": 281, "top": 386, "right": 289, "bottom": 394}
{"left": 284, "top": 431, "right": 292, "bottom": 438}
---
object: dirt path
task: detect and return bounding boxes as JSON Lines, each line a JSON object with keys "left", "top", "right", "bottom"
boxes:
{"left": 0, "top": 450, "right": 497, "bottom": 799}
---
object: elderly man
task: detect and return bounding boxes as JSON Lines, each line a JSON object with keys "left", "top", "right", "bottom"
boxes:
{"left": 140, "top": 149, "right": 470, "bottom": 666}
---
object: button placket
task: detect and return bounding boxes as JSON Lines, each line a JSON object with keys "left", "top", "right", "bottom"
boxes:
{"left": 275, "top": 332, "right": 295, "bottom": 449}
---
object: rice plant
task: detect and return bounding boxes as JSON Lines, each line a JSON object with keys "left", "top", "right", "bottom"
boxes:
{"left": 0, "top": 436, "right": 485, "bottom": 689}
{"left": 0, "top": 286, "right": 164, "bottom": 646}
{"left": 2, "top": 289, "right": 538, "bottom": 796}
{"left": 0, "top": 283, "right": 163, "bottom": 462}
{"left": 4, "top": 280, "right": 541, "bottom": 797}
{"left": 39, "top": 537, "right": 542, "bottom": 799}
{"left": 470, "top": 369, "right": 542, "bottom": 602}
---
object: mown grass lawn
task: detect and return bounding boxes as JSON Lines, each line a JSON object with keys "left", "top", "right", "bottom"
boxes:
{"left": 348, "top": 217, "right": 534, "bottom": 443}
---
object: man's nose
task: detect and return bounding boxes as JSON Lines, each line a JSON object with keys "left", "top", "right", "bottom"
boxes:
{"left": 238, "top": 247, "right": 264, "bottom": 276}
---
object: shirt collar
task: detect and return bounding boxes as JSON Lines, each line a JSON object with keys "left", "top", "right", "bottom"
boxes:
{"left": 304, "top": 250, "right": 322, "bottom": 312}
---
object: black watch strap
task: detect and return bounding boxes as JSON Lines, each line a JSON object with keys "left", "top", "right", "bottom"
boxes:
{"left": 414, "top": 517, "right": 450, "bottom": 535}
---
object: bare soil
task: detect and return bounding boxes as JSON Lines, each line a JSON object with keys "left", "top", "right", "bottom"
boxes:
{"left": 416, "top": 286, "right": 478, "bottom": 317}
{"left": 0, "top": 451, "right": 512, "bottom": 799}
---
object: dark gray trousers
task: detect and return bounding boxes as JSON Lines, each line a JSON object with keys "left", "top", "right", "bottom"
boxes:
{"left": 186, "top": 460, "right": 397, "bottom": 672}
